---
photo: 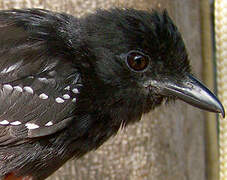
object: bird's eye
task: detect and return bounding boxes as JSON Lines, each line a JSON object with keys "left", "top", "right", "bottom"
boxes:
{"left": 126, "top": 51, "right": 150, "bottom": 72}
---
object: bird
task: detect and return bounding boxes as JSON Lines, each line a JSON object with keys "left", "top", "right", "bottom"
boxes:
{"left": 0, "top": 8, "right": 224, "bottom": 180}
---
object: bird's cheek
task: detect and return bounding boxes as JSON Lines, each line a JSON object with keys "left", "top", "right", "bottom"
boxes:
{"left": 143, "top": 94, "right": 164, "bottom": 113}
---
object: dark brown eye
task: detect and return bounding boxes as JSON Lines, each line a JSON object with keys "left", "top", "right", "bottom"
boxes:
{"left": 126, "top": 51, "right": 150, "bottom": 72}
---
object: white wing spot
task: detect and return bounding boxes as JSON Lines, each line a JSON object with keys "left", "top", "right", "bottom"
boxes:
{"left": 48, "top": 71, "right": 56, "bottom": 76}
{"left": 72, "top": 88, "right": 79, "bottom": 94}
{"left": 64, "top": 86, "right": 70, "bottom": 90}
{"left": 63, "top": 94, "right": 70, "bottom": 100}
{"left": 23, "top": 86, "right": 34, "bottom": 94}
{"left": 25, "top": 123, "right": 39, "bottom": 129}
{"left": 3, "top": 84, "right": 13, "bottom": 91}
{"left": 55, "top": 97, "right": 64, "bottom": 103}
{"left": 43, "top": 61, "right": 58, "bottom": 71}
{"left": 38, "top": 77, "right": 49, "bottom": 83}
{"left": 1, "top": 60, "right": 23, "bottom": 74}
{"left": 0, "top": 120, "right": 9, "bottom": 125}
{"left": 13, "top": 86, "right": 23, "bottom": 92}
{"left": 10, "top": 121, "right": 22, "bottom": 125}
{"left": 72, "top": 98, "right": 76, "bottom": 103}
{"left": 45, "top": 121, "right": 53, "bottom": 126}
{"left": 39, "top": 93, "right": 48, "bottom": 100}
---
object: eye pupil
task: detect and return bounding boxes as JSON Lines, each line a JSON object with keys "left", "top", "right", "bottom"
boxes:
{"left": 126, "top": 51, "right": 149, "bottom": 72}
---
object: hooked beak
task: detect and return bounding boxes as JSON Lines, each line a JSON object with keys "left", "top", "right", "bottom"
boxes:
{"left": 148, "top": 74, "right": 225, "bottom": 117}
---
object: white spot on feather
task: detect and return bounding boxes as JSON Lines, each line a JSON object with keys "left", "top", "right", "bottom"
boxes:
{"left": 63, "top": 94, "right": 70, "bottom": 100}
{"left": 55, "top": 97, "right": 64, "bottom": 103}
{"left": 10, "top": 121, "right": 22, "bottom": 125}
{"left": 3, "top": 84, "right": 13, "bottom": 91}
{"left": 38, "top": 77, "right": 49, "bottom": 83}
{"left": 45, "top": 121, "right": 53, "bottom": 126}
{"left": 0, "top": 120, "right": 9, "bottom": 125}
{"left": 43, "top": 61, "right": 58, "bottom": 71}
{"left": 64, "top": 86, "right": 70, "bottom": 90}
{"left": 48, "top": 71, "right": 56, "bottom": 76}
{"left": 1, "top": 60, "right": 23, "bottom": 74}
{"left": 72, "top": 98, "right": 76, "bottom": 103}
{"left": 13, "top": 86, "right": 23, "bottom": 92}
{"left": 72, "top": 88, "right": 79, "bottom": 94}
{"left": 39, "top": 93, "right": 48, "bottom": 100}
{"left": 23, "top": 86, "right": 34, "bottom": 94}
{"left": 25, "top": 123, "right": 39, "bottom": 129}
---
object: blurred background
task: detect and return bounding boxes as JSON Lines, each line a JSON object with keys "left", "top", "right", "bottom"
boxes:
{"left": 0, "top": 0, "right": 226, "bottom": 180}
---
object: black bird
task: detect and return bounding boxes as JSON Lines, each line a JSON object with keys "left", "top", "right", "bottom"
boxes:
{"left": 0, "top": 8, "right": 224, "bottom": 180}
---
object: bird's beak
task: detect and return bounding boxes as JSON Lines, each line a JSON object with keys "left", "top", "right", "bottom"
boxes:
{"left": 148, "top": 74, "right": 225, "bottom": 117}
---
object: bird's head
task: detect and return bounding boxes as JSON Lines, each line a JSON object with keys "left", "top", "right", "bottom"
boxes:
{"left": 79, "top": 8, "right": 224, "bottom": 118}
